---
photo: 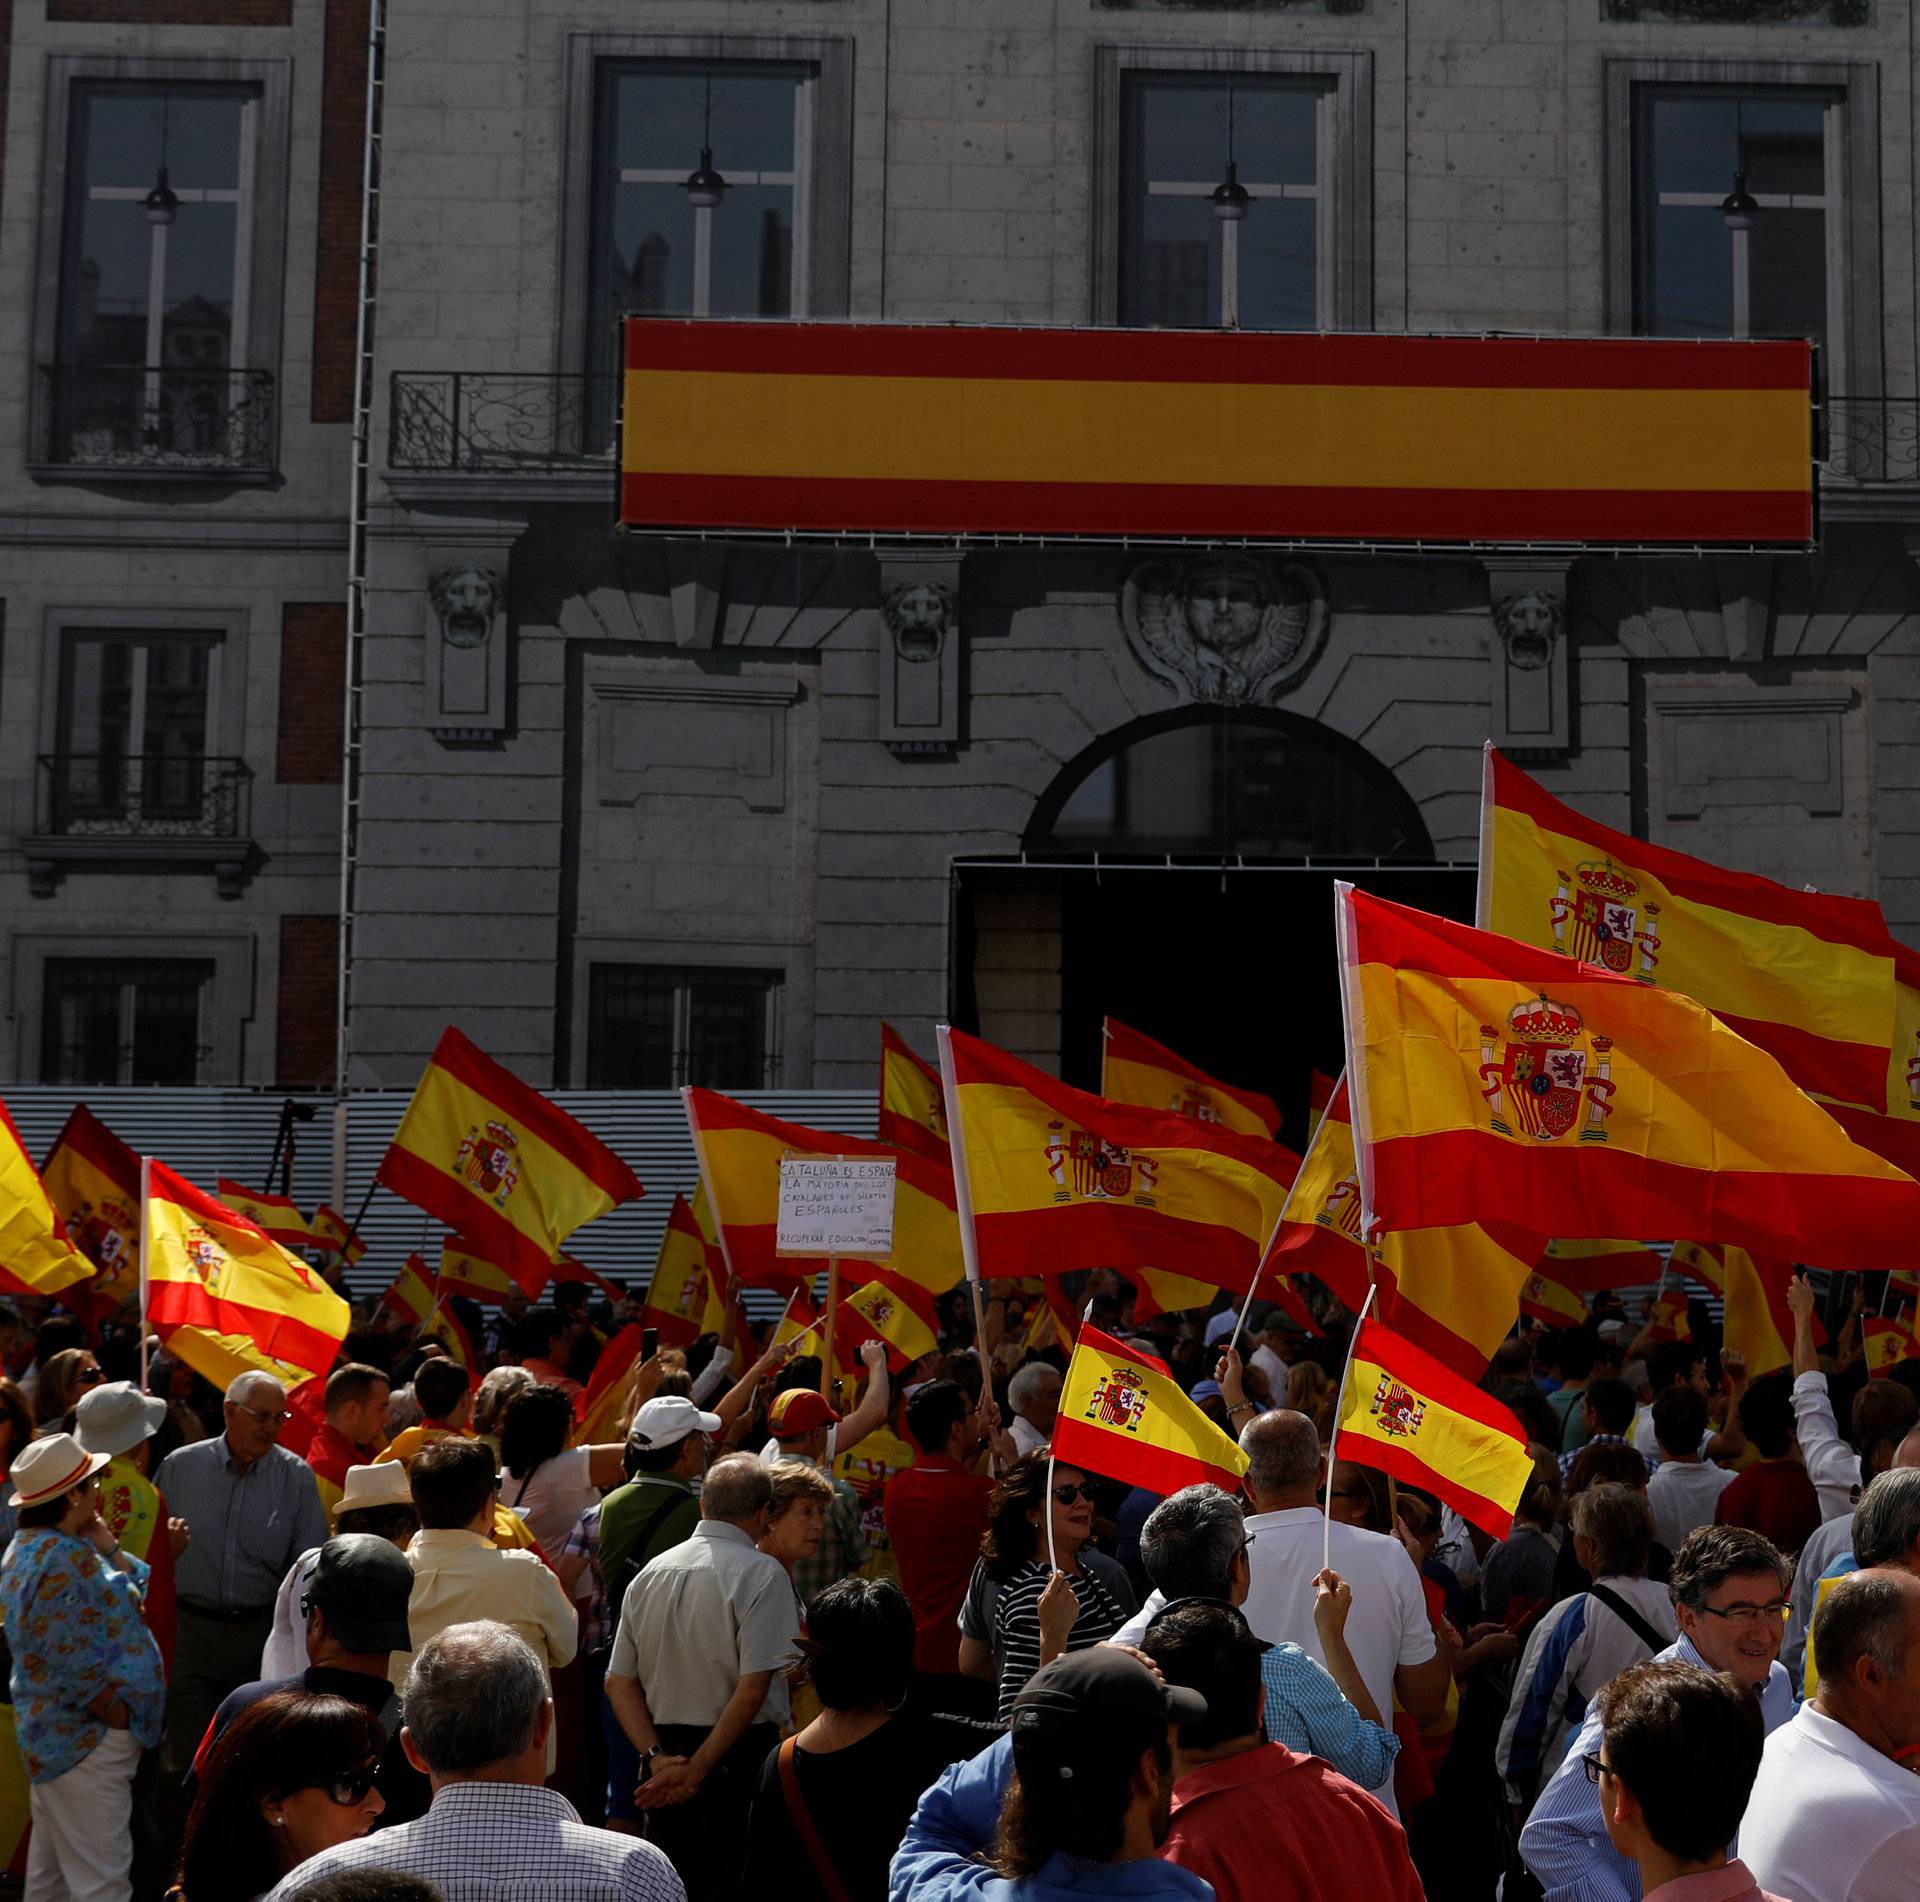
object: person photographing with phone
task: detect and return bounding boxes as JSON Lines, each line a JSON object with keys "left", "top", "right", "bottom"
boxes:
{"left": 0, "top": 1430, "right": 167, "bottom": 1902}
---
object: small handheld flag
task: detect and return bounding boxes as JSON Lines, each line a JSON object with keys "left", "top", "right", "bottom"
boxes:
{"left": 1052, "top": 1325, "right": 1248, "bottom": 1497}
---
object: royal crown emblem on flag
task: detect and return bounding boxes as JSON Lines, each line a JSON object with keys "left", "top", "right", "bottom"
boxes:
{"left": 1315, "top": 1173, "right": 1366, "bottom": 1239}
{"left": 1479, "top": 995, "right": 1617, "bottom": 1144}
{"left": 1086, "top": 1363, "right": 1149, "bottom": 1433}
{"left": 1044, "top": 1122, "right": 1160, "bottom": 1204}
{"left": 74, "top": 1197, "right": 134, "bottom": 1268}
{"left": 866, "top": 1293, "right": 896, "bottom": 1329}
{"left": 1907, "top": 1032, "right": 1920, "bottom": 1112}
{"left": 1550, "top": 860, "right": 1661, "bottom": 983}
{"left": 183, "top": 1226, "right": 225, "bottom": 1285}
{"left": 1368, "top": 1373, "right": 1427, "bottom": 1440}
{"left": 667, "top": 1266, "right": 704, "bottom": 1318}
{"left": 455, "top": 1120, "right": 521, "bottom": 1206}
{"left": 1169, "top": 1091, "right": 1220, "bottom": 1124}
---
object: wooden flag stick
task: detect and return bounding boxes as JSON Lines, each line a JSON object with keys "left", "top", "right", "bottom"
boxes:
{"left": 820, "top": 1257, "right": 840, "bottom": 1401}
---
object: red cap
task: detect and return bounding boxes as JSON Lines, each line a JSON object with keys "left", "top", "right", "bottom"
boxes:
{"left": 768, "top": 1388, "right": 842, "bottom": 1439}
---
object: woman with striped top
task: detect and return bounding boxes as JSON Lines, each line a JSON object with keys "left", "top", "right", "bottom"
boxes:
{"left": 974, "top": 1450, "right": 1137, "bottom": 1723}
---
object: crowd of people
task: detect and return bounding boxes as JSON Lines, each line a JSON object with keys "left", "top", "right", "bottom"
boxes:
{"left": 0, "top": 1258, "right": 1915, "bottom": 1902}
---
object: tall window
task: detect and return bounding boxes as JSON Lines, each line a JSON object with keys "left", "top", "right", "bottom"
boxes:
{"left": 53, "top": 81, "right": 263, "bottom": 462}
{"left": 1120, "top": 73, "right": 1332, "bottom": 330}
{"left": 41, "top": 958, "right": 214, "bottom": 1085}
{"left": 587, "top": 964, "right": 782, "bottom": 1088}
{"left": 1633, "top": 87, "right": 1837, "bottom": 353}
{"left": 588, "top": 60, "right": 812, "bottom": 375}
{"left": 55, "top": 630, "right": 219, "bottom": 825}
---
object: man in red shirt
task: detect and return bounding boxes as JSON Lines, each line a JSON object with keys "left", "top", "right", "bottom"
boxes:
{"left": 1715, "top": 1372, "right": 1822, "bottom": 1557}
{"left": 883, "top": 1380, "right": 1012, "bottom": 1718}
{"left": 307, "top": 1363, "right": 390, "bottom": 1530}
{"left": 1141, "top": 1598, "right": 1425, "bottom": 1902}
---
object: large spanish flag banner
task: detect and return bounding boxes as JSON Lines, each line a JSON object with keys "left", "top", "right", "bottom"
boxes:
{"left": 1337, "top": 884, "right": 1920, "bottom": 1274}
{"left": 0, "top": 1098, "right": 93, "bottom": 1300}
{"left": 1817, "top": 947, "right": 1920, "bottom": 1177}
{"left": 620, "top": 323, "right": 1814, "bottom": 547}
{"left": 1053, "top": 1326, "right": 1248, "bottom": 1496}
{"left": 1534, "top": 1236, "right": 1665, "bottom": 1291}
{"left": 1101, "top": 1019, "right": 1280, "bottom": 1140}
{"left": 939, "top": 1028, "right": 1298, "bottom": 1292}
{"left": 640, "top": 1193, "right": 729, "bottom": 1350}
{"left": 377, "top": 1027, "right": 645, "bottom": 1296}
{"left": 41, "top": 1105, "right": 143, "bottom": 1306}
{"left": 144, "top": 1160, "right": 350, "bottom": 1392}
{"left": 878, "top": 1025, "right": 951, "bottom": 1166}
{"left": 1479, "top": 746, "right": 1898, "bottom": 1108}
{"left": 1335, "top": 1316, "right": 1534, "bottom": 1539}
{"left": 684, "top": 1089, "right": 963, "bottom": 1292}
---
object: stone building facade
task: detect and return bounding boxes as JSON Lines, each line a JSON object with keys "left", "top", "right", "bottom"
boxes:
{"left": 2, "top": 0, "right": 1917, "bottom": 1137}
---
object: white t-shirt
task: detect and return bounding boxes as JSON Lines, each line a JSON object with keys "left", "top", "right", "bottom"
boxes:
{"left": 1250, "top": 1344, "right": 1290, "bottom": 1401}
{"left": 1740, "top": 1701, "right": 1920, "bottom": 1902}
{"left": 1646, "top": 1459, "right": 1736, "bottom": 1555}
{"left": 501, "top": 1446, "right": 598, "bottom": 1562}
{"left": 1236, "top": 1506, "right": 1437, "bottom": 1816}
{"left": 1009, "top": 1414, "right": 1048, "bottom": 1460}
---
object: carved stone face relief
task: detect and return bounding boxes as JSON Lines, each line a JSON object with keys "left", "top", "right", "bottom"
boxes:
{"left": 429, "top": 567, "right": 504, "bottom": 649}
{"left": 883, "top": 580, "right": 953, "bottom": 663}
{"left": 1495, "top": 589, "right": 1562, "bottom": 672}
{"left": 1121, "top": 552, "right": 1327, "bottom": 706}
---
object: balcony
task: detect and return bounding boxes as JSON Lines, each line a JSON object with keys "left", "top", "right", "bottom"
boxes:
{"left": 387, "top": 372, "right": 616, "bottom": 504}
{"left": 34, "top": 365, "right": 277, "bottom": 480}
{"left": 1818, "top": 398, "right": 1920, "bottom": 487}
{"left": 24, "top": 755, "right": 256, "bottom": 899}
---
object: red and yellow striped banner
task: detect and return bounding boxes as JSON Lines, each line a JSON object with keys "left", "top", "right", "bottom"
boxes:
{"left": 1102, "top": 1017, "right": 1280, "bottom": 1140}
{"left": 41, "top": 1105, "right": 143, "bottom": 1307}
{"left": 620, "top": 322, "right": 1814, "bottom": 547}
{"left": 878, "top": 1023, "right": 951, "bottom": 1166}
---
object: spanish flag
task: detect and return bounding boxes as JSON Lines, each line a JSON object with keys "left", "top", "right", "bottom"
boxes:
{"left": 377, "top": 1027, "right": 645, "bottom": 1295}
{"left": 1642, "top": 1281, "right": 1693, "bottom": 1345}
{"left": 309, "top": 1204, "right": 366, "bottom": 1267}
{"left": 41, "top": 1105, "right": 143, "bottom": 1305}
{"left": 1479, "top": 745, "right": 1898, "bottom": 1108}
{"left": 685, "top": 1088, "right": 962, "bottom": 1292}
{"left": 879, "top": 1024, "right": 951, "bottom": 1166}
{"left": 773, "top": 1285, "right": 865, "bottom": 1377}
{"left": 1337, "top": 886, "right": 1920, "bottom": 1274}
{"left": 1101, "top": 1019, "right": 1280, "bottom": 1140}
{"left": 217, "top": 1181, "right": 317, "bottom": 1250}
{"left": 1816, "top": 947, "right": 1920, "bottom": 1175}
{"left": 1535, "top": 1236, "right": 1666, "bottom": 1291}
{"left": 1518, "top": 1268, "right": 1588, "bottom": 1328}
{"left": 1336, "top": 1316, "right": 1534, "bottom": 1539}
{"left": 574, "top": 1322, "right": 646, "bottom": 1444}
{"left": 1262, "top": 1075, "right": 1370, "bottom": 1311}
{"left": 435, "top": 1240, "right": 518, "bottom": 1303}
{"left": 0, "top": 1097, "right": 94, "bottom": 1301}
{"left": 640, "top": 1193, "right": 729, "bottom": 1350}
{"left": 1052, "top": 1326, "right": 1248, "bottom": 1496}
{"left": 1669, "top": 1241, "right": 1811, "bottom": 1380}
{"left": 1864, "top": 1312, "right": 1918, "bottom": 1377}
{"left": 939, "top": 1028, "right": 1298, "bottom": 1292}
{"left": 145, "top": 1160, "right": 350, "bottom": 1392}
{"left": 842, "top": 1269, "right": 940, "bottom": 1370}
{"left": 381, "top": 1256, "right": 476, "bottom": 1368}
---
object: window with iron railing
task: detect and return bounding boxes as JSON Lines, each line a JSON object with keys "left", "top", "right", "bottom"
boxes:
{"left": 54, "top": 629, "right": 221, "bottom": 826}
{"left": 587, "top": 963, "right": 783, "bottom": 1089}
{"left": 41, "top": 957, "right": 215, "bottom": 1085}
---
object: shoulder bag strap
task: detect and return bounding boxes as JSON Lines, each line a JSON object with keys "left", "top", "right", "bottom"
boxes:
{"left": 777, "top": 1736, "right": 855, "bottom": 1902}
{"left": 1587, "top": 1582, "right": 1666, "bottom": 1656}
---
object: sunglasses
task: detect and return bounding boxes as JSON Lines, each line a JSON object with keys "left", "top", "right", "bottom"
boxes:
{"left": 73, "top": 1367, "right": 105, "bottom": 1387}
{"left": 315, "top": 1763, "right": 381, "bottom": 1807}
{"left": 1051, "top": 1483, "right": 1096, "bottom": 1506}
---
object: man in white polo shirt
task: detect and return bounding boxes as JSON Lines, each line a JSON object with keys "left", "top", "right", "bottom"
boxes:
{"left": 1739, "top": 1567, "right": 1920, "bottom": 1901}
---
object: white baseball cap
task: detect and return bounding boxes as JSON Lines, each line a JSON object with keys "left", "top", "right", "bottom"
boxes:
{"left": 628, "top": 1395, "right": 722, "bottom": 1451}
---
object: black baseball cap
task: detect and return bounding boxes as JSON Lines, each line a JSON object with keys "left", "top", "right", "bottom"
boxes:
{"left": 304, "top": 1534, "right": 415, "bottom": 1652}
{"left": 1010, "top": 1646, "right": 1207, "bottom": 1739}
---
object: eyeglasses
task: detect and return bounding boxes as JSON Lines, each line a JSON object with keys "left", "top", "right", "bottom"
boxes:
{"left": 1237, "top": 1533, "right": 1259, "bottom": 1556}
{"left": 1051, "top": 1483, "right": 1096, "bottom": 1506}
{"left": 317, "top": 1763, "right": 381, "bottom": 1807}
{"left": 231, "top": 1403, "right": 289, "bottom": 1430}
{"left": 73, "top": 1367, "right": 104, "bottom": 1387}
{"left": 1580, "top": 1755, "right": 1614, "bottom": 1786}
{"left": 1695, "top": 1599, "right": 1791, "bottom": 1629}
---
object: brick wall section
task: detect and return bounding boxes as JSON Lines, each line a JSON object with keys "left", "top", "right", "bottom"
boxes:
{"left": 312, "top": 0, "right": 371, "bottom": 423}
{"left": 47, "top": 0, "right": 291, "bottom": 21}
{"left": 278, "top": 916, "right": 340, "bottom": 1088}
{"left": 277, "top": 602, "right": 346, "bottom": 784}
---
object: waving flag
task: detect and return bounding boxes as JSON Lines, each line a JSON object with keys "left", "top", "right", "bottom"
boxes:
{"left": 0, "top": 1098, "right": 92, "bottom": 1301}
{"left": 1335, "top": 1316, "right": 1534, "bottom": 1539}
{"left": 41, "top": 1106, "right": 143, "bottom": 1304}
{"left": 1818, "top": 947, "right": 1920, "bottom": 1176}
{"left": 1262, "top": 1075, "right": 1370, "bottom": 1311}
{"left": 1337, "top": 885, "right": 1920, "bottom": 1273}
{"left": 309, "top": 1205, "right": 366, "bottom": 1267}
{"left": 574, "top": 1322, "right": 646, "bottom": 1444}
{"left": 217, "top": 1181, "right": 317, "bottom": 1250}
{"left": 1518, "top": 1268, "right": 1587, "bottom": 1328}
{"left": 436, "top": 1241, "right": 517, "bottom": 1302}
{"left": 939, "top": 1027, "right": 1298, "bottom": 1292}
{"left": 842, "top": 1269, "right": 940, "bottom": 1370}
{"left": 1479, "top": 745, "right": 1898, "bottom": 1107}
{"left": 879, "top": 1024, "right": 951, "bottom": 1166}
{"left": 1535, "top": 1236, "right": 1665, "bottom": 1291}
{"left": 378, "top": 1027, "right": 644, "bottom": 1295}
{"left": 640, "top": 1194, "right": 729, "bottom": 1350}
{"left": 1053, "top": 1325, "right": 1248, "bottom": 1495}
{"left": 145, "top": 1161, "right": 349, "bottom": 1392}
{"left": 1101, "top": 1019, "right": 1280, "bottom": 1139}
{"left": 1669, "top": 1241, "right": 1815, "bottom": 1381}
{"left": 1864, "top": 1313, "right": 1918, "bottom": 1377}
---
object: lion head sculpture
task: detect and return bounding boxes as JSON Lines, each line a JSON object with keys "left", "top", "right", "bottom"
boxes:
{"left": 428, "top": 567, "right": 505, "bottom": 650}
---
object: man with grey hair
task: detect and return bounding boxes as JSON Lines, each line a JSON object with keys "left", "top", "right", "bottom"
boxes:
{"left": 605, "top": 1453, "right": 800, "bottom": 1898}
{"left": 1006, "top": 1361, "right": 1061, "bottom": 1458}
{"left": 1740, "top": 1568, "right": 1920, "bottom": 1900}
{"left": 1498, "top": 1483, "right": 1676, "bottom": 1809}
{"left": 1788, "top": 1461, "right": 1920, "bottom": 1686}
{"left": 266, "top": 1620, "right": 685, "bottom": 1900}
{"left": 155, "top": 1370, "right": 328, "bottom": 1786}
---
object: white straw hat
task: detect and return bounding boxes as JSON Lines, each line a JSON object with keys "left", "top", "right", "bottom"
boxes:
{"left": 9, "top": 1432, "right": 112, "bottom": 1510}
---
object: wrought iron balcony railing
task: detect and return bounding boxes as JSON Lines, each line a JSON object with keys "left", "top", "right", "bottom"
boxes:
{"left": 38, "top": 755, "right": 253, "bottom": 840}
{"left": 1818, "top": 398, "right": 1920, "bottom": 485}
{"left": 36, "top": 365, "right": 277, "bottom": 475}
{"left": 389, "top": 371, "right": 619, "bottom": 474}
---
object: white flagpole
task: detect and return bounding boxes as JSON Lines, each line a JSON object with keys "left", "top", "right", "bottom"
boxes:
{"left": 935, "top": 1026, "right": 997, "bottom": 1413}
{"left": 138, "top": 1156, "right": 152, "bottom": 1394}
{"left": 1321, "top": 1279, "right": 1378, "bottom": 1572}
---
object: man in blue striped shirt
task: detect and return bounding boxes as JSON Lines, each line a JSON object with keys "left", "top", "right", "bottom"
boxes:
{"left": 153, "top": 1371, "right": 328, "bottom": 1785}
{"left": 1518, "top": 1524, "right": 1796, "bottom": 1902}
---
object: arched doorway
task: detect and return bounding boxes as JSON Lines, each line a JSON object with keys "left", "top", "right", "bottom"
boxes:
{"left": 955, "top": 710, "right": 1473, "bottom": 1142}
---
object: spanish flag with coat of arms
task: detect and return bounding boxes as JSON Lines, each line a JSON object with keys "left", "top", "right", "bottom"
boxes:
{"left": 0, "top": 1097, "right": 93, "bottom": 1301}
{"left": 40, "top": 1104, "right": 143, "bottom": 1306}
{"left": 639, "top": 1192, "right": 729, "bottom": 1349}
{"left": 1336, "top": 884, "right": 1920, "bottom": 1274}
{"left": 1100, "top": 1018, "right": 1280, "bottom": 1139}
{"left": 377, "top": 1026, "right": 645, "bottom": 1295}
{"left": 1052, "top": 1326, "right": 1247, "bottom": 1496}
{"left": 878, "top": 1024, "right": 951, "bottom": 1166}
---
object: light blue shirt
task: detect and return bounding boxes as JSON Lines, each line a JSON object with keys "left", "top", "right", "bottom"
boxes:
{"left": 1257, "top": 1640, "right": 1400, "bottom": 1791}
{"left": 1517, "top": 1632, "right": 1795, "bottom": 1902}
{"left": 155, "top": 1434, "right": 328, "bottom": 1611}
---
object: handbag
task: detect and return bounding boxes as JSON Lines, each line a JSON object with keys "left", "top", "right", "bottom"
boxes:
{"left": 776, "top": 1736, "right": 854, "bottom": 1902}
